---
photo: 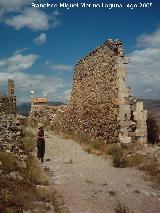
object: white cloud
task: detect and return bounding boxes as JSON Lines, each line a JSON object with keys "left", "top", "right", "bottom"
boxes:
{"left": 0, "top": 51, "right": 72, "bottom": 104}
{"left": 0, "top": 0, "right": 61, "bottom": 31}
{"left": 5, "top": 8, "right": 50, "bottom": 30}
{"left": 0, "top": 0, "right": 33, "bottom": 12}
{"left": 64, "top": 89, "right": 71, "bottom": 100}
{"left": 136, "top": 27, "right": 160, "bottom": 48}
{"left": 0, "top": 71, "right": 71, "bottom": 104}
{"left": 144, "top": 88, "right": 153, "bottom": 93}
{"left": 0, "top": 52, "right": 39, "bottom": 73}
{"left": 14, "top": 48, "right": 29, "bottom": 55}
{"left": 51, "top": 64, "right": 73, "bottom": 72}
{"left": 34, "top": 33, "right": 47, "bottom": 45}
{"left": 127, "top": 27, "right": 160, "bottom": 99}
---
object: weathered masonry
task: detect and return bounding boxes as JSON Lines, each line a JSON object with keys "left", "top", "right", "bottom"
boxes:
{"left": 0, "top": 79, "right": 16, "bottom": 115}
{"left": 61, "top": 39, "right": 147, "bottom": 143}
{"left": 28, "top": 39, "right": 147, "bottom": 143}
{"left": 0, "top": 79, "right": 22, "bottom": 152}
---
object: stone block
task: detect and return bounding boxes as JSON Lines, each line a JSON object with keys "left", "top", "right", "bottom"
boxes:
{"left": 120, "top": 137, "right": 131, "bottom": 143}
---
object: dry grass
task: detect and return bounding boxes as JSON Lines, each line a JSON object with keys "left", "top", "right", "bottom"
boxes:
{"left": 0, "top": 131, "right": 40, "bottom": 211}
{"left": 0, "top": 152, "right": 18, "bottom": 173}
{"left": 23, "top": 131, "right": 36, "bottom": 153}
{"left": 0, "top": 126, "right": 67, "bottom": 213}
{"left": 126, "top": 153, "right": 144, "bottom": 168}
{"left": 59, "top": 130, "right": 129, "bottom": 168}
{"left": 106, "top": 143, "right": 121, "bottom": 155}
{"left": 139, "top": 159, "right": 160, "bottom": 186}
{"left": 114, "top": 200, "right": 134, "bottom": 213}
{"left": 50, "top": 127, "right": 160, "bottom": 187}
{"left": 35, "top": 186, "right": 69, "bottom": 213}
{"left": 112, "top": 150, "right": 127, "bottom": 168}
{"left": 61, "top": 131, "right": 110, "bottom": 156}
{"left": 84, "top": 141, "right": 108, "bottom": 155}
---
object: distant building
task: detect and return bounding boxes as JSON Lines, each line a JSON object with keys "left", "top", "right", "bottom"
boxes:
{"left": 31, "top": 97, "right": 48, "bottom": 112}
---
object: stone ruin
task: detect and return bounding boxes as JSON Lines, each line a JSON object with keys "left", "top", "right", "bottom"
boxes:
{"left": 29, "top": 39, "right": 147, "bottom": 144}
{"left": 0, "top": 79, "right": 16, "bottom": 115}
{"left": 54, "top": 39, "right": 147, "bottom": 143}
{"left": 0, "top": 80, "right": 23, "bottom": 153}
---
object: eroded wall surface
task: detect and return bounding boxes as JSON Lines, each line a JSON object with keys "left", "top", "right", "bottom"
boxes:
{"left": 0, "top": 96, "right": 16, "bottom": 115}
{"left": 0, "top": 79, "right": 16, "bottom": 115}
{"left": 29, "top": 39, "right": 147, "bottom": 143}
{"left": 60, "top": 40, "right": 122, "bottom": 143}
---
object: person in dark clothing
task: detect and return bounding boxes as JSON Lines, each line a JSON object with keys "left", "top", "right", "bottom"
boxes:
{"left": 37, "top": 123, "right": 45, "bottom": 163}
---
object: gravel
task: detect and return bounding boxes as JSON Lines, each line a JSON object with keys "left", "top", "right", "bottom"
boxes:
{"left": 41, "top": 131, "right": 160, "bottom": 213}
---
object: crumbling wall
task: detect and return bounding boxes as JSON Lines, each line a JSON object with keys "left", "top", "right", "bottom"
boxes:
{"left": 0, "top": 80, "right": 23, "bottom": 153}
{"left": 8, "top": 79, "right": 14, "bottom": 96}
{"left": 0, "top": 96, "right": 16, "bottom": 115}
{"left": 28, "top": 105, "right": 66, "bottom": 127}
{"left": 0, "top": 79, "right": 16, "bottom": 115}
{"left": 54, "top": 39, "right": 147, "bottom": 143}
{"left": 59, "top": 40, "right": 122, "bottom": 143}
{"left": 0, "top": 114, "right": 22, "bottom": 152}
{"left": 29, "top": 39, "right": 147, "bottom": 143}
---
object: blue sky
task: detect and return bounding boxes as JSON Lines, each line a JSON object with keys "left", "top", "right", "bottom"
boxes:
{"left": 0, "top": 0, "right": 160, "bottom": 104}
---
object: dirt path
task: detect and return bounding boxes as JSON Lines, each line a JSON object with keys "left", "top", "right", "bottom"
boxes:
{"left": 41, "top": 131, "right": 160, "bottom": 213}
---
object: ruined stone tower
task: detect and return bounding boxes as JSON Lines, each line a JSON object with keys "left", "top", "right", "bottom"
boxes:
{"left": 61, "top": 39, "right": 147, "bottom": 143}
{"left": 8, "top": 79, "right": 14, "bottom": 96}
{"left": 0, "top": 79, "right": 16, "bottom": 115}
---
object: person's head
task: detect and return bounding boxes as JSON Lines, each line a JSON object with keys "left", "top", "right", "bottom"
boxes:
{"left": 38, "top": 123, "right": 43, "bottom": 129}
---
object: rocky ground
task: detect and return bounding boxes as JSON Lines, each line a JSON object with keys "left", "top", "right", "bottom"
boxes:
{"left": 1, "top": 122, "right": 160, "bottom": 213}
{"left": 0, "top": 124, "right": 65, "bottom": 213}
{"left": 39, "top": 130, "right": 160, "bottom": 213}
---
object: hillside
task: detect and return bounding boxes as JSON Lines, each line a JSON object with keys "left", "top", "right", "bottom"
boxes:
{"left": 143, "top": 99, "right": 160, "bottom": 120}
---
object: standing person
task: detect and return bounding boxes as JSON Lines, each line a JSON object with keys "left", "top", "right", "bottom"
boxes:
{"left": 37, "top": 123, "right": 45, "bottom": 163}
